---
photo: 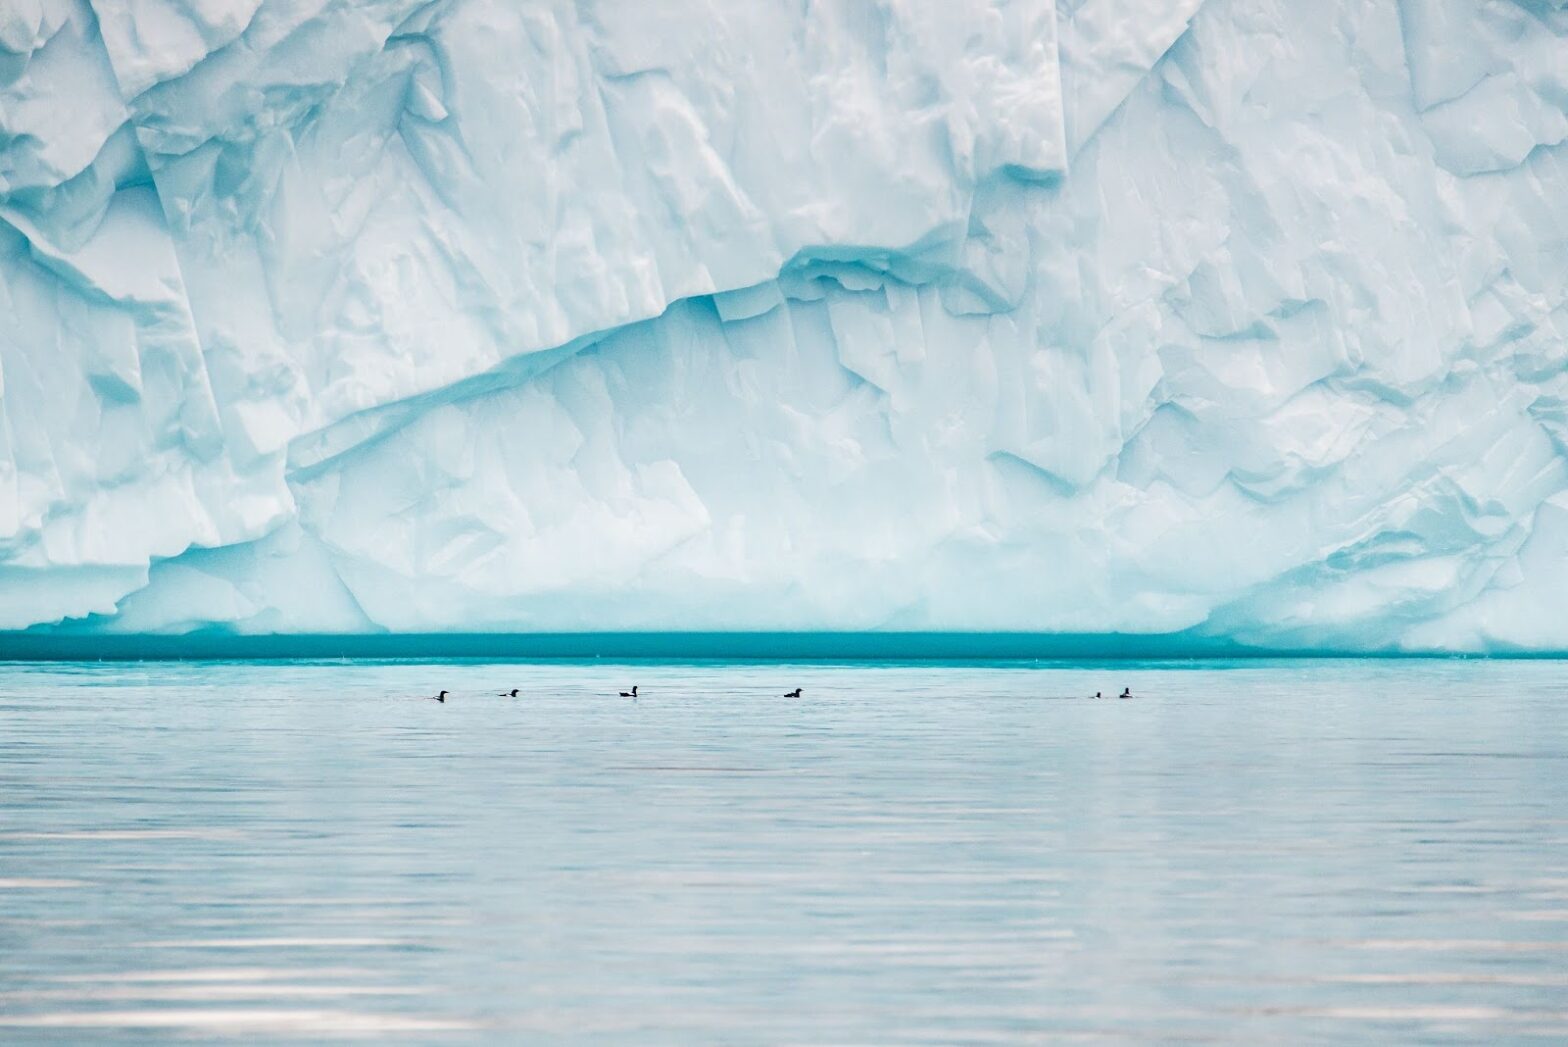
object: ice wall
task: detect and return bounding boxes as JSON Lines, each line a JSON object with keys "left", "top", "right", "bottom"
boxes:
{"left": 3, "top": 0, "right": 1568, "bottom": 651}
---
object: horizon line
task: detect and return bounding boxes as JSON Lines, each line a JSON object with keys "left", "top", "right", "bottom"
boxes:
{"left": 0, "top": 630, "right": 1546, "bottom": 663}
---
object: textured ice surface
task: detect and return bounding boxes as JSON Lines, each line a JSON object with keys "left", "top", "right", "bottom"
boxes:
{"left": 3, "top": 0, "right": 1568, "bottom": 650}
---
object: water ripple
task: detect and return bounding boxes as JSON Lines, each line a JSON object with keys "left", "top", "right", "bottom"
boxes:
{"left": 2, "top": 658, "right": 1566, "bottom": 1042}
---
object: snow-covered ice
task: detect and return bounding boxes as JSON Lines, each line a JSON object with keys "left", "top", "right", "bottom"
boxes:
{"left": 3, "top": 0, "right": 1568, "bottom": 651}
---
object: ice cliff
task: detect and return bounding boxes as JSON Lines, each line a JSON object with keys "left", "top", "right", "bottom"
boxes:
{"left": 3, "top": 0, "right": 1568, "bottom": 651}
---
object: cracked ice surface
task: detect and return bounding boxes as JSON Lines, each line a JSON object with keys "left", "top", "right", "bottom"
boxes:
{"left": 3, "top": 0, "right": 1568, "bottom": 651}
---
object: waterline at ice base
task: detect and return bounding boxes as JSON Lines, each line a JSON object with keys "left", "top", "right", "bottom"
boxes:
{"left": 5, "top": 1, "right": 1568, "bottom": 653}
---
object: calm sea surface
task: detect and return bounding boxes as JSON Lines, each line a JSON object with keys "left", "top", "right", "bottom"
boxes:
{"left": 1, "top": 659, "right": 1566, "bottom": 1043}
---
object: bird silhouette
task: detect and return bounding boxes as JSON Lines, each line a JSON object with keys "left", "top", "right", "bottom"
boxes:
{"left": 498, "top": 688, "right": 520, "bottom": 697}
{"left": 784, "top": 687, "right": 802, "bottom": 698}
{"left": 619, "top": 685, "right": 638, "bottom": 698}
{"left": 428, "top": 690, "right": 449, "bottom": 703}
{"left": 1120, "top": 687, "right": 1133, "bottom": 699}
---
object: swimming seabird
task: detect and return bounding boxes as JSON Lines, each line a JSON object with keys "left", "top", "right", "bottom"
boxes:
{"left": 1120, "top": 687, "right": 1133, "bottom": 699}
{"left": 784, "top": 687, "right": 802, "bottom": 698}
{"left": 619, "top": 685, "right": 638, "bottom": 698}
{"left": 428, "top": 690, "right": 449, "bottom": 703}
{"left": 498, "top": 688, "right": 520, "bottom": 697}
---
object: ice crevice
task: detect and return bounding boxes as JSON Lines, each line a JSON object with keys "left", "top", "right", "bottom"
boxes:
{"left": 5, "top": 0, "right": 1568, "bottom": 651}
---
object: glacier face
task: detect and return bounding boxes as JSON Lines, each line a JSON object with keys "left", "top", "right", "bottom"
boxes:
{"left": 3, "top": 0, "right": 1568, "bottom": 651}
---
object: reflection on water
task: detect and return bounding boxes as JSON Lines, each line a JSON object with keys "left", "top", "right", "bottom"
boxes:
{"left": 2, "top": 659, "right": 1566, "bottom": 1042}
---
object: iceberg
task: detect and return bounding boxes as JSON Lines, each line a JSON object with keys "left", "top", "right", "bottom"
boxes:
{"left": 2, "top": 0, "right": 1568, "bottom": 651}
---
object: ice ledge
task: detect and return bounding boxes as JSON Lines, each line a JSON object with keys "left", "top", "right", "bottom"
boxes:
{"left": 0, "top": 630, "right": 1550, "bottom": 662}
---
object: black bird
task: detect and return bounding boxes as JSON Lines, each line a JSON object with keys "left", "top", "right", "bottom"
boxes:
{"left": 1092, "top": 691, "right": 1103, "bottom": 699}
{"left": 498, "top": 688, "right": 520, "bottom": 697}
{"left": 619, "top": 685, "right": 638, "bottom": 698}
{"left": 428, "top": 690, "right": 449, "bottom": 703}
{"left": 1120, "top": 687, "right": 1133, "bottom": 699}
{"left": 784, "top": 687, "right": 802, "bottom": 698}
